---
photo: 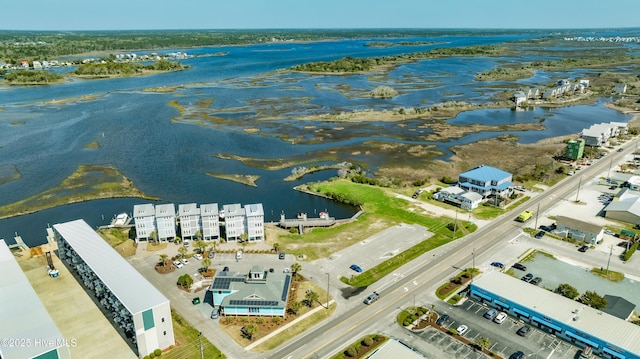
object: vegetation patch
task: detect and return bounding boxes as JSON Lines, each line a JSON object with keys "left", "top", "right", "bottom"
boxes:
{"left": 0, "top": 164, "right": 21, "bottom": 185}
{"left": 84, "top": 141, "right": 101, "bottom": 149}
{"left": 207, "top": 172, "right": 260, "bottom": 187}
{"left": 330, "top": 334, "right": 388, "bottom": 359}
{"left": 590, "top": 268, "right": 625, "bottom": 282}
{"left": 0, "top": 164, "right": 158, "bottom": 219}
{"left": 436, "top": 268, "right": 479, "bottom": 300}
{"left": 163, "top": 309, "right": 225, "bottom": 359}
{"left": 4, "top": 70, "right": 64, "bottom": 84}
{"left": 73, "top": 60, "right": 187, "bottom": 78}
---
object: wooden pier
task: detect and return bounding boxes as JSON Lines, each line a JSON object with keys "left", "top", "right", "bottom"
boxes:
{"left": 278, "top": 212, "right": 336, "bottom": 232}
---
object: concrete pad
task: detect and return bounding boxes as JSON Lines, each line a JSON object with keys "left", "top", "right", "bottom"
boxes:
{"left": 21, "top": 253, "right": 136, "bottom": 359}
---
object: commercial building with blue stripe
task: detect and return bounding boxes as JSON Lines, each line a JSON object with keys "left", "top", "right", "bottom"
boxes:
{"left": 469, "top": 271, "right": 640, "bottom": 359}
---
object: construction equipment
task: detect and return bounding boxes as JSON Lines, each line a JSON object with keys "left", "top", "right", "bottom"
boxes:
{"left": 46, "top": 251, "right": 59, "bottom": 278}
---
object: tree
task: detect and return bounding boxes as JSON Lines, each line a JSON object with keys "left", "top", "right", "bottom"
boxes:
{"left": 195, "top": 240, "right": 207, "bottom": 254}
{"left": 201, "top": 258, "right": 211, "bottom": 272}
{"left": 555, "top": 283, "right": 580, "bottom": 299}
{"left": 476, "top": 337, "right": 491, "bottom": 350}
{"left": 289, "top": 301, "right": 302, "bottom": 315}
{"left": 177, "top": 274, "right": 193, "bottom": 290}
{"left": 304, "top": 290, "right": 319, "bottom": 307}
{"left": 178, "top": 246, "right": 188, "bottom": 259}
{"left": 291, "top": 263, "right": 302, "bottom": 278}
{"left": 158, "top": 254, "right": 169, "bottom": 267}
{"left": 579, "top": 290, "right": 608, "bottom": 309}
{"left": 245, "top": 324, "right": 257, "bottom": 340}
{"left": 273, "top": 242, "right": 280, "bottom": 253}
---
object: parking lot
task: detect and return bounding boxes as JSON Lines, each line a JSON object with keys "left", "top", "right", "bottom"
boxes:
{"left": 429, "top": 299, "right": 581, "bottom": 359}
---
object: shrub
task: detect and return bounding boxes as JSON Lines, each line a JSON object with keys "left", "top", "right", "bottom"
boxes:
{"left": 362, "top": 337, "right": 374, "bottom": 346}
{"left": 345, "top": 347, "right": 357, "bottom": 357}
{"left": 154, "top": 349, "right": 162, "bottom": 356}
{"left": 149, "top": 353, "right": 155, "bottom": 359}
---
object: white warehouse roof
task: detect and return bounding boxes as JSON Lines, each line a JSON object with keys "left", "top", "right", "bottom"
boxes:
{"left": 53, "top": 219, "right": 169, "bottom": 314}
{"left": 0, "top": 240, "right": 68, "bottom": 359}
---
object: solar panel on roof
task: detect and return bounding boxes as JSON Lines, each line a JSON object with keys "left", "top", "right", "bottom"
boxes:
{"left": 211, "top": 277, "right": 243, "bottom": 289}
{"left": 281, "top": 274, "right": 291, "bottom": 301}
{"left": 229, "top": 300, "right": 278, "bottom": 306}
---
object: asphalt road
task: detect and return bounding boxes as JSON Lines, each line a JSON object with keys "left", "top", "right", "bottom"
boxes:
{"left": 264, "top": 139, "right": 640, "bottom": 359}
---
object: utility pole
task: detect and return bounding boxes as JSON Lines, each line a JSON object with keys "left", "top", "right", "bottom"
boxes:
{"left": 607, "top": 157, "right": 613, "bottom": 179}
{"left": 534, "top": 203, "right": 540, "bottom": 232}
{"left": 575, "top": 176, "right": 582, "bottom": 203}
{"left": 326, "top": 272, "right": 330, "bottom": 309}
{"left": 471, "top": 248, "right": 475, "bottom": 283}
{"left": 606, "top": 244, "right": 613, "bottom": 274}
{"left": 453, "top": 210, "right": 458, "bottom": 239}
{"left": 199, "top": 332, "right": 204, "bottom": 359}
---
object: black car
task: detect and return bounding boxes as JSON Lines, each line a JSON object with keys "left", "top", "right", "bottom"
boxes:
{"left": 223, "top": 266, "right": 230, "bottom": 272}
{"left": 578, "top": 245, "right": 589, "bottom": 252}
{"left": 509, "top": 351, "right": 524, "bottom": 359}
{"left": 530, "top": 276, "right": 542, "bottom": 286}
{"left": 512, "top": 263, "right": 527, "bottom": 271}
{"left": 279, "top": 251, "right": 286, "bottom": 260}
{"left": 534, "top": 231, "right": 545, "bottom": 239}
{"left": 436, "top": 314, "right": 449, "bottom": 326}
{"left": 517, "top": 325, "right": 531, "bottom": 337}
{"left": 539, "top": 225, "right": 552, "bottom": 232}
{"left": 521, "top": 273, "right": 533, "bottom": 282}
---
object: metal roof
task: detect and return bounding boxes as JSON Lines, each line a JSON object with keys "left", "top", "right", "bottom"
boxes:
{"left": 472, "top": 271, "right": 640, "bottom": 355}
{"left": 178, "top": 203, "right": 199, "bottom": 216}
{"left": 0, "top": 240, "right": 68, "bottom": 359}
{"left": 245, "top": 203, "right": 264, "bottom": 216}
{"left": 53, "top": 219, "right": 169, "bottom": 314}
{"left": 556, "top": 215, "right": 603, "bottom": 235}
{"left": 216, "top": 271, "right": 291, "bottom": 308}
{"left": 366, "top": 339, "right": 426, "bottom": 359}
{"left": 155, "top": 203, "right": 175, "bottom": 217}
{"left": 201, "top": 203, "right": 219, "bottom": 215}
{"left": 133, "top": 203, "right": 155, "bottom": 217}
{"left": 459, "top": 165, "right": 512, "bottom": 183}
{"left": 223, "top": 203, "right": 244, "bottom": 217}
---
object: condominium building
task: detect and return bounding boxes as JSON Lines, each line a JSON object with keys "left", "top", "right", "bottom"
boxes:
{"left": 155, "top": 204, "right": 176, "bottom": 241}
{"left": 223, "top": 203, "right": 245, "bottom": 241}
{"left": 178, "top": 203, "right": 200, "bottom": 240}
{"left": 201, "top": 203, "right": 220, "bottom": 240}
{"left": 133, "top": 204, "right": 156, "bottom": 242}
{"left": 245, "top": 203, "right": 264, "bottom": 241}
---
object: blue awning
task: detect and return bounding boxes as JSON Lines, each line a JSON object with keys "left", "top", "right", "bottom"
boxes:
{"left": 494, "top": 300, "right": 509, "bottom": 309}
{"left": 472, "top": 291, "right": 493, "bottom": 301}
{"left": 532, "top": 316, "right": 561, "bottom": 331}
{"left": 602, "top": 347, "right": 625, "bottom": 359}
{"left": 565, "top": 331, "right": 599, "bottom": 349}
{"left": 513, "top": 308, "right": 530, "bottom": 317}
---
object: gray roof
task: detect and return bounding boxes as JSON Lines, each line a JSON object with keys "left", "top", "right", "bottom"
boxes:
{"left": 217, "top": 271, "right": 291, "bottom": 308}
{"left": 155, "top": 203, "right": 176, "bottom": 217}
{"left": 178, "top": 203, "right": 199, "bottom": 216}
{"left": 0, "top": 240, "right": 67, "bottom": 359}
{"left": 245, "top": 203, "right": 264, "bottom": 217}
{"left": 53, "top": 219, "right": 169, "bottom": 314}
{"left": 201, "top": 203, "right": 219, "bottom": 215}
{"left": 223, "top": 203, "right": 244, "bottom": 217}
{"left": 133, "top": 203, "right": 155, "bottom": 217}
{"left": 366, "top": 339, "right": 426, "bottom": 359}
{"left": 461, "top": 191, "right": 483, "bottom": 201}
{"left": 556, "top": 215, "right": 603, "bottom": 234}
{"left": 603, "top": 295, "right": 636, "bottom": 320}
{"left": 472, "top": 271, "right": 640, "bottom": 355}
{"left": 605, "top": 196, "right": 640, "bottom": 217}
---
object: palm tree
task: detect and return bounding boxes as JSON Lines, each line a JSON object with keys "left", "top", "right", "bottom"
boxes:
{"left": 304, "top": 290, "right": 319, "bottom": 307}
{"left": 245, "top": 324, "right": 258, "bottom": 340}
{"left": 289, "top": 301, "right": 302, "bottom": 315}
{"left": 159, "top": 253, "right": 169, "bottom": 267}
{"left": 178, "top": 246, "right": 188, "bottom": 259}
{"left": 476, "top": 337, "right": 491, "bottom": 351}
{"left": 290, "top": 262, "right": 302, "bottom": 278}
{"left": 201, "top": 258, "right": 211, "bottom": 273}
{"left": 195, "top": 240, "right": 207, "bottom": 254}
{"left": 273, "top": 242, "right": 280, "bottom": 253}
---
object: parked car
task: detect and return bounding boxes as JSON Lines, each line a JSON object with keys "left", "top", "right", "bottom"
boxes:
{"left": 618, "top": 148, "right": 624, "bottom": 152}
{"left": 222, "top": 266, "right": 229, "bottom": 272}
{"left": 530, "top": 277, "right": 542, "bottom": 286}
{"left": 516, "top": 325, "right": 531, "bottom": 337}
{"left": 509, "top": 351, "right": 525, "bottom": 359}
{"left": 521, "top": 273, "right": 533, "bottom": 282}
{"left": 483, "top": 309, "right": 498, "bottom": 320}
{"left": 493, "top": 312, "right": 508, "bottom": 324}
{"left": 279, "top": 251, "right": 286, "bottom": 260}
{"left": 210, "top": 308, "right": 219, "bottom": 319}
{"left": 193, "top": 253, "right": 202, "bottom": 261}
{"left": 456, "top": 324, "right": 469, "bottom": 335}
{"left": 208, "top": 250, "right": 215, "bottom": 259}
{"left": 363, "top": 292, "right": 379, "bottom": 305}
{"left": 436, "top": 314, "right": 449, "bottom": 326}
{"left": 567, "top": 171, "right": 575, "bottom": 176}
{"left": 183, "top": 240, "right": 190, "bottom": 247}
{"left": 490, "top": 262, "right": 504, "bottom": 269}
{"left": 534, "top": 231, "right": 545, "bottom": 239}
{"left": 173, "top": 260, "right": 184, "bottom": 269}
{"left": 539, "top": 225, "right": 552, "bottom": 232}
{"left": 578, "top": 245, "right": 589, "bottom": 252}
{"left": 512, "top": 263, "right": 527, "bottom": 271}
{"left": 191, "top": 297, "right": 200, "bottom": 305}
{"left": 350, "top": 264, "right": 363, "bottom": 273}
{"left": 180, "top": 258, "right": 189, "bottom": 265}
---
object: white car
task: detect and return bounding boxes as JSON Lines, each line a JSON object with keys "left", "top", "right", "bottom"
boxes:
{"left": 180, "top": 258, "right": 189, "bottom": 265}
{"left": 567, "top": 171, "right": 575, "bottom": 176}
{"left": 193, "top": 254, "right": 203, "bottom": 261}
{"left": 173, "top": 260, "right": 184, "bottom": 269}
{"left": 456, "top": 324, "right": 469, "bottom": 335}
{"left": 493, "top": 312, "right": 507, "bottom": 324}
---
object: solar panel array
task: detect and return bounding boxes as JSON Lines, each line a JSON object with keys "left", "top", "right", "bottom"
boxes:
{"left": 229, "top": 300, "right": 279, "bottom": 307}
{"left": 281, "top": 274, "right": 291, "bottom": 301}
{"left": 211, "top": 276, "right": 244, "bottom": 290}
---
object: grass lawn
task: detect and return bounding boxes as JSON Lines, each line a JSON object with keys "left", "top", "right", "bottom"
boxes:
{"left": 301, "top": 179, "right": 477, "bottom": 287}
{"left": 164, "top": 309, "right": 225, "bottom": 359}
{"left": 591, "top": 268, "right": 625, "bottom": 282}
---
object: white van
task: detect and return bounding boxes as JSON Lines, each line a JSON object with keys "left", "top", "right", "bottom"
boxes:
{"left": 493, "top": 312, "right": 507, "bottom": 324}
{"left": 236, "top": 251, "right": 242, "bottom": 260}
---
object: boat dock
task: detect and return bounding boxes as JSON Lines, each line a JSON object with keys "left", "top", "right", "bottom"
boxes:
{"left": 278, "top": 212, "right": 336, "bottom": 233}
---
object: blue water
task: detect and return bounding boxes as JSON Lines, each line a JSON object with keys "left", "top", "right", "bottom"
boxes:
{"left": 0, "top": 30, "right": 637, "bottom": 246}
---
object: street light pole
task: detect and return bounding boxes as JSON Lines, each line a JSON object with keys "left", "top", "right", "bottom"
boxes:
{"left": 326, "top": 272, "right": 330, "bottom": 309}
{"left": 575, "top": 176, "right": 582, "bottom": 203}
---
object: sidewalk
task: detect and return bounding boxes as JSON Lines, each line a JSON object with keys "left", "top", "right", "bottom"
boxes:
{"left": 245, "top": 299, "right": 336, "bottom": 351}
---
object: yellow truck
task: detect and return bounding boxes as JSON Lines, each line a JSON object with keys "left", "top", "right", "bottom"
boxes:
{"left": 516, "top": 210, "right": 533, "bottom": 222}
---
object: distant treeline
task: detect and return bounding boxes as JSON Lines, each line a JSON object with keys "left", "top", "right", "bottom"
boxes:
{"left": 74, "top": 60, "right": 186, "bottom": 76}
{"left": 3, "top": 70, "right": 63, "bottom": 84}
{"left": 291, "top": 45, "right": 503, "bottom": 73}
{"left": 0, "top": 29, "right": 567, "bottom": 63}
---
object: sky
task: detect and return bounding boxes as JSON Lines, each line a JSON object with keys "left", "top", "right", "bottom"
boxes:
{"left": 2, "top": 0, "right": 639, "bottom": 31}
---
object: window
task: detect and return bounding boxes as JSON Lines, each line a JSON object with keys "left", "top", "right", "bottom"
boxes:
{"left": 161, "top": 317, "right": 165, "bottom": 323}
{"left": 249, "top": 307, "right": 260, "bottom": 313}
